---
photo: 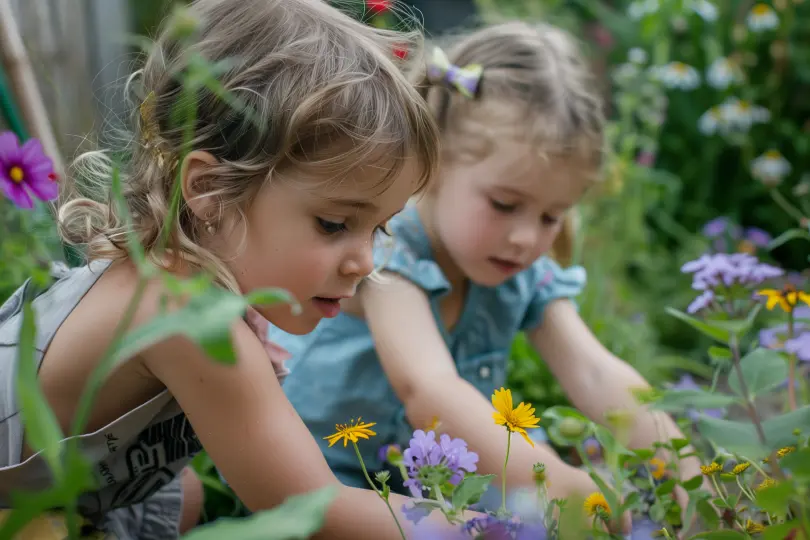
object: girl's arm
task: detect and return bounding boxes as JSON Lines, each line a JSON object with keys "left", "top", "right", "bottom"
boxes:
{"left": 358, "top": 274, "right": 598, "bottom": 500}
{"left": 140, "top": 293, "right": 455, "bottom": 539}
{"left": 529, "top": 299, "right": 703, "bottom": 479}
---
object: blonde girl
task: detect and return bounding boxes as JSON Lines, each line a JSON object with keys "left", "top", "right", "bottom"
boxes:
{"left": 278, "top": 21, "right": 703, "bottom": 529}
{"left": 0, "top": 0, "right": 454, "bottom": 538}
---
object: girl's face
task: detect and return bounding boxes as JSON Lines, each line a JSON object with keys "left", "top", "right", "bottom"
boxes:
{"left": 426, "top": 140, "right": 591, "bottom": 286}
{"left": 217, "top": 160, "right": 421, "bottom": 335}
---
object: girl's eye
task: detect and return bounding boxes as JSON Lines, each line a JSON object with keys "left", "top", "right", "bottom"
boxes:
{"left": 317, "top": 217, "right": 347, "bottom": 235}
{"left": 490, "top": 199, "right": 517, "bottom": 213}
{"left": 542, "top": 214, "right": 561, "bottom": 226}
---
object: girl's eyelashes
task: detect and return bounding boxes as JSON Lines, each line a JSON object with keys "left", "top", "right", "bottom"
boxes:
{"left": 316, "top": 217, "right": 347, "bottom": 235}
{"left": 317, "top": 217, "right": 392, "bottom": 237}
{"left": 490, "top": 198, "right": 517, "bottom": 213}
{"left": 542, "top": 214, "right": 561, "bottom": 226}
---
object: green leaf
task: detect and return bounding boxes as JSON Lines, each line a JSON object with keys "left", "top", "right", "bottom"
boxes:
{"left": 695, "top": 498, "right": 721, "bottom": 529}
{"left": 542, "top": 407, "right": 594, "bottom": 446}
{"left": 699, "top": 406, "right": 810, "bottom": 459}
{"left": 593, "top": 424, "right": 634, "bottom": 457}
{"left": 244, "top": 288, "right": 299, "bottom": 313}
{"left": 756, "top": 480, "right": 795, "bottom": 517}
{"left": 14, "top": 302, "right": 64, "bottom": 478}
{"left": 587, "top": 472, "right": 620, "bottom": 525}
{"left": 708, "top": 346, "right": 732, "bottom": 365}
{"left": 451, "top": 474, "right": 496, "bottom": 510}
{"left": 650, "top": 389, "right": 739, "bottom": 413}
{"left": 689, "top": 532, "right": 747, "bottom": 539}
{"left": 656, "top": 479, "right": 677, "bottom": 496}
{"left": 182, "top": 486, "right": 337, "bottom": 540}
{"left": 763, "top": 521, "right": 803, "bottom": 540}
{"left": 619, "top": 491, "right": 641, "bottom": 513}
{"left": 682, "top": 474, "right": 704, "bottom": 491}
{"left": 779, "top": 448, "right": 810, "bottom": 478}
{"left": 671, "top": 438, "right": 690, "bottom": 452}
{"left": 665, "top": 307, "right": 729, "bottom": 343}
{"left": 727, "top": 348, "right": 788, "bottom": 398}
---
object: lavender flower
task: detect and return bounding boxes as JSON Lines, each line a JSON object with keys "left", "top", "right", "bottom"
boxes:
{"left": 378, "top": 443, "right": 402, "bottom": 464}
{"left": 681, "top": 253, "right": 783, "bottom": 311}
{"left": 702, "top": 217, "right": 740, "bottom": 238}
{"left": 402, "top": 430, "right": 478, "bottom": 497}
{"left": 0, "top": 131, "right": 57, "bottom": 209}
{"left": 785, "top": 333, "right": 810, "bottom": 362}
{"left": 401, "top": 502, "right": 431, "bottom": 525}
{"left": 745, "top": 227, "right": 772, "bottom": 247}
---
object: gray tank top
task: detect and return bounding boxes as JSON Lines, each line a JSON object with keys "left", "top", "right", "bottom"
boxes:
{"left": 0, "top": 260, "right": 199, "bottom": 518}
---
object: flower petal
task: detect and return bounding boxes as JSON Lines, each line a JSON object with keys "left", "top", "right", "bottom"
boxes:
{"left": 0, "top": 176, "right": 33, "bottom": 209}
{"left": 27, "top": 173, "right": 59, "bottom": 202}
{"left": 0, "top": 131, "right": 21, "bottom": 165}
{"left": 517, "top": 429, "right": 535, "bottom": 448}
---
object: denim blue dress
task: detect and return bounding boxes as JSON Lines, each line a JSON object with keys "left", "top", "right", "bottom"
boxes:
{"left": 274, "top": 205, "right": 586, "bottom": 489}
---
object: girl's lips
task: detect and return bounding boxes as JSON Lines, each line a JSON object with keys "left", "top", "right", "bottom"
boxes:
{"left": 488, "top": 257, "right": 521, "bottom": 274}
{"left": 312, "top": 297, "right": 342, "bottom": 318}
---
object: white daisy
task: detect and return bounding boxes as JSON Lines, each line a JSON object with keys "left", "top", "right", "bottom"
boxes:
{"left": 628, "top": 0, "right": 659, "bottom": 19}
{"left": 793, "top": 174, "right": 810, "bottom": 197}
{"left": 613, "top": 62, "right": 640, "bottom": 84}
{"left": 746, "top": 4, "right": 779, "bottom": 32}
{"left": 698, "top": 106, "right": 724, "bottom": 135}
{"left": 751, "top": 150, "right": 791, "bottom": 186}
{"left": 706, "top": 58, "right": 741, "bottom": 90}
{"left": 651, "top": 62, "right": 701, "bottom": 90}
{"left": 691, "top": 0, "right": 719, "bottom": 21}
{"left": 720, "top": 97, "right": 770, "bottom": 131}
{"left": 628, "top": 48, "right": 648, "bottom": 64}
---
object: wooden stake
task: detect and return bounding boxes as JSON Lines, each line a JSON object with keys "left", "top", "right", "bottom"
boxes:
{"left": 0, "top": 0, "right": 64, "bottom": 176}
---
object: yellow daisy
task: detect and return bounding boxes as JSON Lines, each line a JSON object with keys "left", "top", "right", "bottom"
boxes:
{"left": 700, "top": 462, "right": 722, "bottom": 476}
{"left": 732, "top": 462, "right": 751, "bottom": 475}
{"left": 756, "top": 286, "right": 810, "bottom": 312}
{"left": 745, "top": 518, "right": 765, "bottom": 534}
{"left": 584, "top": 492, "right": 611, "bottom": 518}
{"left": 649, "top": 457, "right": 667, "bottom": 480}
{"left": 491, "top": 387, "right": 541, "bottom": 447}
{"left": 324, "top": 418, "right": 377, "bottom": 447}
{"left": 756, "top": 478, "right": 776, "bottom": 491}
{"left": 777, "top": 446, "right": 796, "bottom": 458}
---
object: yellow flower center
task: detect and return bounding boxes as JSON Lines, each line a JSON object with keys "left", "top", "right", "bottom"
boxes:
{"left": 765, "top": 149, "right": 783, "bottom": 159}
{"left": 8, "top": 166, "right": 24, "bottom": 183}
{"left": 673, "top": 62, "right": 687, "bottom": 73}
{"left": 738, "top": 100, "right": 751, "bottom": 111}
{"left": 752, "top": 3, "right": 771, "bottom": 15}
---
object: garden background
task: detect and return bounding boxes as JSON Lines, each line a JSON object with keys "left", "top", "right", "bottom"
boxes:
{"left": 2, "top": 0, "right": 810, "bottom": 531}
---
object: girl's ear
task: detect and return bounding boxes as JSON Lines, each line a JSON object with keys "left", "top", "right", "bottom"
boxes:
{"left": 180, "top": 150, "right": 220, "bottom": 221}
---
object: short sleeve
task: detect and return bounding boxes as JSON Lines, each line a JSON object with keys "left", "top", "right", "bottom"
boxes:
{"left": 519, "top": 257, "right": 587, "bottom": 331}
{"left": 372, "top": 233, "right": 451, "bottom": 298}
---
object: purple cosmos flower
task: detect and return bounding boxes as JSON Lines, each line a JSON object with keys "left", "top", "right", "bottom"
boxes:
{"left": 745, "top": 227, "right": 772, "bottom": 247}
{"left": 0, "top": 132, "right": 57, "bottom": 209}
{"left": 402, "top": 430, "right": 478, "bottom": 497}
{"left": 668, "top": 374, "right": 724, "bottom": 420}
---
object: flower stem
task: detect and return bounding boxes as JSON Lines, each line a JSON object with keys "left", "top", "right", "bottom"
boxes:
{"left": 729, "top": 334, "right": 768, "bottom": 447}
{"left": 501, "top": 430, "right": 512, "bottom": 514}
{"left": 787, "top": 310, "right": 798, "bottom": 411}
{"left": 770, "top": 188, "right": 806, "bottom": 224}
{"left": 352, "top": 442, "right": 407, "bottom": 540}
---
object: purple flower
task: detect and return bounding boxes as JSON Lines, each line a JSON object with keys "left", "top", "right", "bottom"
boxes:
{"left": 681, "top": 253, "right": 783, "bottom": 291}
{"left": 401, "top": 502, "right": 431, "bottom": 525}
{"left": 463, "top": 516, "right": 547, "bottom": 540}
{"left": 0, "top": 132, "right": 57, "bottom": 209}
{"left": 687, "top": 290, "right": 715, "bottom": 314}
{"left": 745, "top": 227, "right": 772, "bottom": 247}
{"left": 378, "top": 443, "right": 402, "bottom": 464}
{"left": 702, "top": 217, "right": 741, "bottom": 239}
{"left": 583, "top": 437, "right": 603, "bottom": 460}
{"left": 402, "top": 430, "right": 478, "bottom": 497}
{"left": 631, "top": 518, "right": 664, "bottom": 540}
{"left": 785, "top": 333, "right": 810, "bottom": 362}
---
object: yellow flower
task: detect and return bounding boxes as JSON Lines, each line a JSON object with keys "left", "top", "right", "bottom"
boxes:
{"left": 756, "top": 286, "right": 810, "bottom": 312}
{"left": 584, "top": 492, "right": 611, "bottom": 518}
{"left": 745, "top": 518, "right": 765, "bottom": 534}
{"left": 649, "top": 457, "right": 667, "bottom": 480}
{"left": 732, "top": 462, "right": 751, "bottom": 475}
{"left": 425, "top": 416, "right": 441, "bottom": 432}
{"left": 324, "top": 418, "right": 377, "bottom": 447}
{"left": 700, "top": 462, "right": 722, "bottom": 475}
{"left": 756, "top": 478, "right": 776, "bottom": 491}
{"left": 491, "top": 387, "right": 541, "bottom": 447}
{"left": 777, "top": 446, "right": 796, "bottom": 457}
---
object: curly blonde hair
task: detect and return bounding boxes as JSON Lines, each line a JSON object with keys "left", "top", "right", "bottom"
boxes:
{"left": 416, "top": 21, "right": 606, "bottom": 264}
{"left": 58, "top": 0, "right": 439, "bottom": 291}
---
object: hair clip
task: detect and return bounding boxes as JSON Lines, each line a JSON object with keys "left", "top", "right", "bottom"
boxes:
{"left": 426, "top": 47, "right": 483, "bottom": 99}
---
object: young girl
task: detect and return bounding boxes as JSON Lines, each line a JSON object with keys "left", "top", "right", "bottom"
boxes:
{"left": 278, "top": 21, "right": 704, "bottom": 518}
{"left": 0, "top": 0, "right": 456, "bottom": 538}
